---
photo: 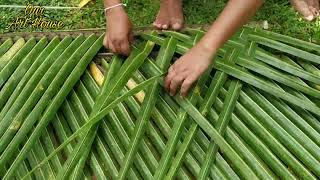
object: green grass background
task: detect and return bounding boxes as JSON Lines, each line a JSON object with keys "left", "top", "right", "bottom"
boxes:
{"left": 1, "top": 0, "right": 320, "bottom": 42}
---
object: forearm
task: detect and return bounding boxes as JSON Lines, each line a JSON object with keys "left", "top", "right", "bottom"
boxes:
{"left": 104, "top": 0, "right": 126, "bottom": 22}
{"left": 199, "top": 0, "right": 264, "bottom": 55}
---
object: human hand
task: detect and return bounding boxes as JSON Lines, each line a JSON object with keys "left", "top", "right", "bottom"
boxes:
{"left": 164, "top": 43, "right": 215, "bottom": 97}
{"left": 104, "top": 7, "right": 133, "bottom": 56}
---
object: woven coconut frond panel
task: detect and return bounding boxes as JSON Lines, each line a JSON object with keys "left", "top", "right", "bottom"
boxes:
{"left": 0, "top": 27, "right": 320, "bottom": 180}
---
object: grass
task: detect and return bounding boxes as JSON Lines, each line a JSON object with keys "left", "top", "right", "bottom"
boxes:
{"left": 0, "top": 0, "right": 320, "bottom": 42}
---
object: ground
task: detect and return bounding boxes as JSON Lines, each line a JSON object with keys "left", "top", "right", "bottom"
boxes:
{"left": 0, "top": 0, "right": 320, "bottom": 43}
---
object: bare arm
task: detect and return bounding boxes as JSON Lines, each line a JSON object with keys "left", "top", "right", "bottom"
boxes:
{"left": 199, "top": 0, "right": 264, "bottom": 55}
{"left": 103, "top": 0, "right": 133, "bottom": 55}
{"left": 165, "top": 0, "right": 264, "bottom": 97}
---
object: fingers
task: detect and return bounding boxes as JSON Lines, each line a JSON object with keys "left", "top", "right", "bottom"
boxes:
{"left": 120, "top": 39, "right": 131, "bottom": 56}
{"left": 181, "top": 75, "right": 197, "bottom": 97}
{"left": 104, "top": 34, "right": 132, "bottom": 56}
{"left": 113, "top": 40, "right": 122, "bottom": 54}
{"left": 169, "top": 75, "right": 184, "bottom": 96}
{"left": 108, "top": 38, "right": 117, "bottom": 53}
{"left": 165, "top": 65, "right": 196, "bottom": 97}
{"left": 164, "top": 66, "right": 175, "bottom": 92}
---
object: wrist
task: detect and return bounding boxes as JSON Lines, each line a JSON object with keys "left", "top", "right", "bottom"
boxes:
{"left": 104, "top": 0, "right": 121, "bottom": 7}
{"left": 105, "top": 6, "right": 126, "bottom": 19}
{"left": 196, "top": 40, "right": 218, "bottom": 58}
{"left": 105, "top": 1, "right": 126, "bottom": 16}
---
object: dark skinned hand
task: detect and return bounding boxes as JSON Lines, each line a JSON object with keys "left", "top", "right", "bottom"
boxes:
{"left": 104, "top": 7, "right": 133, "bottom": 56}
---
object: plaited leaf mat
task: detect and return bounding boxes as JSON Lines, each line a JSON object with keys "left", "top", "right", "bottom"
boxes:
{"left": 0, "top": 27, "right": 319, "bottom": 180}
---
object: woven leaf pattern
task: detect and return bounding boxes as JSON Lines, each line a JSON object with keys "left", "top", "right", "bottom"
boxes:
{"left": 0, "top": 27, "right": 319, "bottom": 180}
